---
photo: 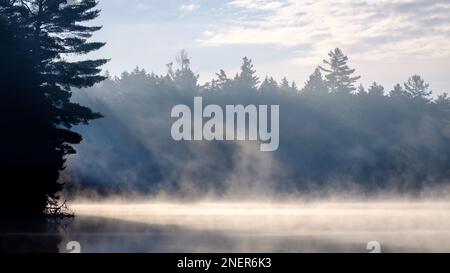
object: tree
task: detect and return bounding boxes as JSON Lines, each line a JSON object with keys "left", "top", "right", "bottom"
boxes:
{"left": 404, "top": 75, "right": 432, "bottom": 100}
{"left": 280, "top": 77, "right": 290, "bottom": 90}
{"left": 389, "top": 83, "right": 411, "bottom": 99}
{"left": 301, "top": 67, "right": 328, "bottom": 95}
{"left": 279, "top": 77, "right": 297, "bottom": 95}
{"left": 367, "top": 82, "right": 385, "bottom": 96}
{"left": 210, "top": 69, "right": 231, "bottom": 91}
{"left": 0, "top": 0, "right": 106, "bottom": 217}
{"left": 291, "top": 81, "right": 298, "bottom": 93}
{"left": 1, "top": 18, "right": 54, "bottom": 217}
{"left": 320, "top": 48, "right": 360, "bottom": 94}
{"left": 234, "top": 57, "right": 259, "bottom": 90}
{"left": 435, "top": 93, "right": 450, "bottom": 111}
{"left": 356, "top": 84, "right": 368, "bottom": 97}
{"left": 168, "top": 50, "right": 199, "bottom": 93}
{"left": 259, "top": 76, "right": 278, "bottom": 94}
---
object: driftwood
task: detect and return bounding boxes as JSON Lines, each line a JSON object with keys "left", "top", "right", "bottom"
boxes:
{"left": 45, "top": 198, "right": 74, "bottom": 219}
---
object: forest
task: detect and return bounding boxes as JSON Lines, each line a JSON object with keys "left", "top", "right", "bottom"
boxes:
{"left": 2, "top": 0, "right": 450, "bottom": 220}
{"left": 67, "top": 49, "right": 450, "bottom": 198}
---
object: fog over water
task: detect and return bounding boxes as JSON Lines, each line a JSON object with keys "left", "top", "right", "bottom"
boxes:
{"left": 58, "top": 50, "right": 450, "bottom": 253}
{"left": 3, "top": 0, "right": 450, "bottom": 254}
{"left": 56, "top": 200, "right": 450, "bottom": 253}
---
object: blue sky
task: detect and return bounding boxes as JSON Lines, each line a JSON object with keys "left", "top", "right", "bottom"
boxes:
{"left": 89, "top": 0, "right": 450, "bottom": 94}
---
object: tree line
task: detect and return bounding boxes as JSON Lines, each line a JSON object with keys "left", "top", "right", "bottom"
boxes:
{"left": 70, "top": 49, "right": 450, "bottom": 197}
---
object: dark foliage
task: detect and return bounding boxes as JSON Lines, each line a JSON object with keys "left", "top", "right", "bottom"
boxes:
{"left": 0, "top": 0, "right": 106, "bottom": 217}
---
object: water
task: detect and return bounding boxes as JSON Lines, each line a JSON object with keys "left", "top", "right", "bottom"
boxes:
{"left": 51, "top": 201, "right": 450, "bottom": 253}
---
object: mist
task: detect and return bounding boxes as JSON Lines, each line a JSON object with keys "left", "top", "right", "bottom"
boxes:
{"left": 62, "top": 50, "right": 450, "bottom": 201}
{"left": 3, "top": 0, "right": 450, "bottom": 255}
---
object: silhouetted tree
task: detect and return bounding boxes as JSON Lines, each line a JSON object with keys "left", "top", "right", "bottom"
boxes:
{"left": 404, "top": 74, "right": 432, "bottom": 100}
{"left": 435, "top": 93, "right": 450, "bottom": 114}
{"left": 234, "top": 57, "right": 259, "bottom": 91}
{"left": 389, "top": 83, "right": 411, "bottom": 99}
{"left": 367, "top": 82, "right": 385, "bottom": 96}
{"left": 301, "top": 67, "right": 328, "bottom": 95}
{"left": 279, "top": 77, "right": 297, "bottom": 95}
{"left": 168, "top": 50, "right": 199, "bottom": 94}
{"left": 210, "top": 69, "right": 231, "bottom": 91}
{"left": 436, "top": 93, "right": 450, "bottom": 106}
{"left": 291, "top": 82, "right": 298, "bottom": 92}
{"left": 0, "top": 0, "right": 106, "bottom": 217}
{"left": 259, "top": 76, "right": 278, "bottom": 94}
{"left": 280, "top": 77, "right": 290, "bottom": 89}
{"left": 320, "top": 48, "right": 360, "bottom": 94}
{"left": 356, "top": 84, "right": 368, "bottom": 97}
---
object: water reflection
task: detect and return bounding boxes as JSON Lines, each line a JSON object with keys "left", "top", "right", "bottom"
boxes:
{"left": 59, "top": 215, "right": 369, "bottom": 253}
{"left": 2, "top": 202, "right": 450, "bottom": 253}
{"left": 0, "top": 217, "right": 61, "bottom": 253}
{"left": 63, "top": 201, "right": 450, "bottom": 253}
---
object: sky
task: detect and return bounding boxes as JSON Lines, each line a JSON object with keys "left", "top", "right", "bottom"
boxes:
{"left": 88, "top": 0, "right": 450, "bottom": 94}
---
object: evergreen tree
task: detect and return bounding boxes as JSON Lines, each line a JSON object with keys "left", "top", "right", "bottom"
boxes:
{"left": 291, "top": 81, "right": 298, "bottom": 93}
{"left": 389, "top": 83, "right": 411, "bottom": 99}
{"left": 320, "top": 48, "right": 360, "bottom": 94}
{"left": 259, "top": 76, "right": 278, "bottom": 93}
{"left": 235, "top": 57, "right": 259, "bottom": 90}
{"left": 367, "top": 82, "right": 385, "bottom": 96}
{"left": 301, "top": 67, "right": 328, "bottom": 95}
{"left": 404, "top": 74, "right": 432, "bottom": 100}
{"left": 280, "top": 77, "right": 290, "bottom": 89}
{"left": 356, "top": 84, "right": 367, "bottom": 96}
{"left": 436, "top": 93, "right": 450, "bottom": 104}
{"left": 0, "top": 0, "right": 106, "bottom": 216}
{"left": 210, "top": 69, "right": 231, "bottom": 91}
{"left": 279, "top": 77, "right": 297, "bottom": 95}
{"left": 435, "top": 93, "right": 450, "bottom": 111}
{"left": 170, "top": 50, "right": 199, "bottom": 93}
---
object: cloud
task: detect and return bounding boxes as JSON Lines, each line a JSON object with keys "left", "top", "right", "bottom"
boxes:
{"left": 228, "top": 0, "right": 287, "bottom": 10}
{"left": 199, "top": 0, "right": 450, "bottom": 62}
{"left": 180, "top": 3, "right": 201, "bottom": 12}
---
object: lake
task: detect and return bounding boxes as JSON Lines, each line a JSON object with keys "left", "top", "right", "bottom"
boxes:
{"left": 50, "top": 201, "right": 450, "bottom": 253}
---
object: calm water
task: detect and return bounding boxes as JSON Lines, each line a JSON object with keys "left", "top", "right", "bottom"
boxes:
{"left": 49, "top": 201, "right": 450, "bottom": 253}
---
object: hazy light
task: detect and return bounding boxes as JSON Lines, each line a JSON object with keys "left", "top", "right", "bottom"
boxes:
{"left": 71, "top": 201, "right": 450, "bottom": 252}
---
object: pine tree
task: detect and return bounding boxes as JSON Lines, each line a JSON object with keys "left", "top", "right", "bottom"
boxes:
{"left": 320, "top": 48, "right": 360, "bottom": 94}
{"left": 259, "top": 76, "right": 278, "bottom": 93}
{"left": 216, "top": 70, "right": 229, "bottom": 85}
{"left": 280, "top": 77, "right": 290, "bottom": 89}
{"left": 404, "top": 75, "right": 432, "bottom": 100}
{"left": 356, "top": 84, "right": 367, "bottom": 96}
{"left": 235, "top": 57, "right": 259, "bottom": 90}
{"left": 171, "top": 50, "right": 199, "bottom": 93}
{"left": 291, "top": 81, "right": 298, "bottom": 93}
{"left": 0, "top": 0, "right": 106, "bottom": 216}
{"left": 389, "top": 83, "right": 411, "bottom": 99}
{"left": 1, "top": 0, "right": 107, "bottom": 125}
{"left": 301, "top": 67, "right": 328, "bottom": 95}
{"left": 367, "top": 82, "right": 385, "bottom": 96}
{"left": 279, "top": 77, "right": 296, "bottom": 95}
{"left": 436, "top": 93, "right": 450, "bottom": 111}
{"left": 210, "top": 69, "right": 230, "bottom": 91}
